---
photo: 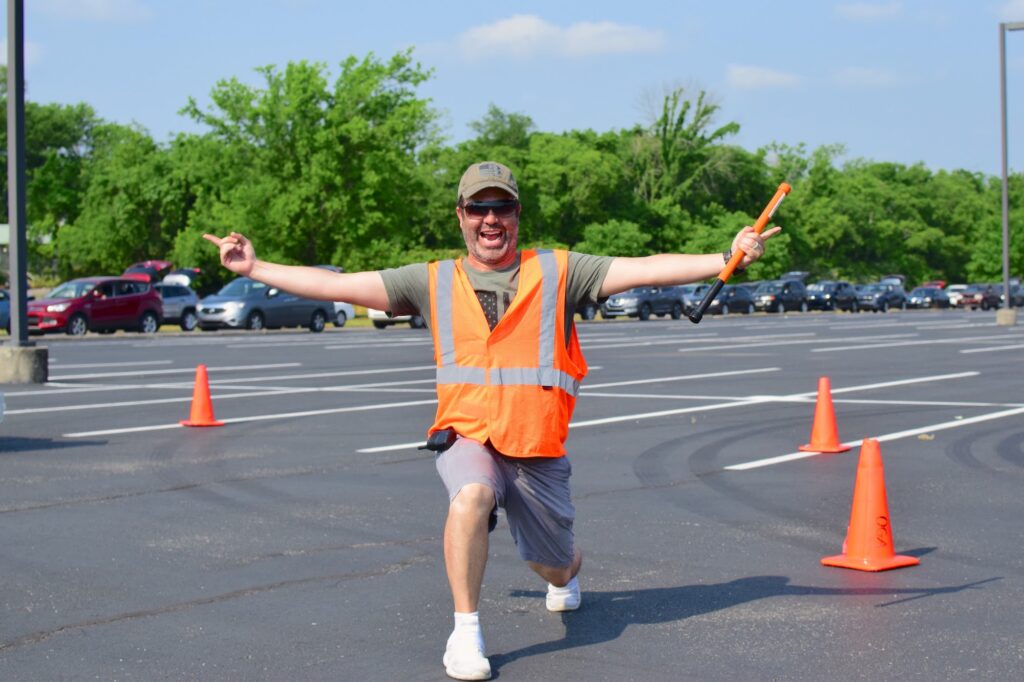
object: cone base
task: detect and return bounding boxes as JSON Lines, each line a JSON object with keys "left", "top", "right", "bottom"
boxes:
{"left": 820, "top": 553, "right": 920, "bottom": 572}
{"left": 799, "top": 443, "right": 851, "bottom": 453}
{"left": 180, "top": 419, "right": 225, "bottom": 427}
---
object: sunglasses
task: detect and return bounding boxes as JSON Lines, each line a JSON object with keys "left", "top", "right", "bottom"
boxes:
{"left": 462, "top": 199, "right": 519, "bottom": 218}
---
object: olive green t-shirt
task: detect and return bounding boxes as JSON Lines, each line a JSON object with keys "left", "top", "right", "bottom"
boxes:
{"left": 380, "top": 252, "right": 613, "bottom": 342}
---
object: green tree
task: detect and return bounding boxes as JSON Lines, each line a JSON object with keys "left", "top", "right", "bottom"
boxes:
{"left": 574, "top": 219, "right": 650, "bottom": 256}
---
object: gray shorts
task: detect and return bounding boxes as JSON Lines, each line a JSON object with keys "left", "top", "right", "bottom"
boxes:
{"left": 435, "top": 437, "right": 575, "bottom": 568}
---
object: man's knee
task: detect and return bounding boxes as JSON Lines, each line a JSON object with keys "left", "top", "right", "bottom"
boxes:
{"left": 449, "top": 483, "right": 496, "bottom": 519}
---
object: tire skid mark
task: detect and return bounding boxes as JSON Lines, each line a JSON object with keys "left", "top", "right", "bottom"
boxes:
{"left": 0, "top": 552, "right": 431, "bottom": 652}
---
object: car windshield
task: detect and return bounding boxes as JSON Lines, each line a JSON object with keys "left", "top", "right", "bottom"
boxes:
{"left": 755, "top": 283, "right": 782, "bottom": 294}
{"left": 806, "top": 283, "right": 834, "bottom": 292}
{"left": 217, "top": 279, "right": 267, "bottom": 297}
{"left": 861, "top": 284, "right": 886, "bottom": 293}
{"left": 47, "top": 281, "right": 96, "bottom": 299}
{"left": 910, "top": 288, "right": 933, "bottom": 296}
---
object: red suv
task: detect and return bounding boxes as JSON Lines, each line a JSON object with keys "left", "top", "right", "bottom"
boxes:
{"left": 27, "top": 276, "right": 164, "bottom": 336}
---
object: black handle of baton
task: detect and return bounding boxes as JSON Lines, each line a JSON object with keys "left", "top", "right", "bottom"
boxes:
{"left": 688, "top": 278, "right": 725, "bottom": 324}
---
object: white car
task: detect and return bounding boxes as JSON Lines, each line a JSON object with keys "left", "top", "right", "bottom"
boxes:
{"left": 367, "top": 307, "right": 425, "bottom": 329}
{"left": 333, "top": 301, "right": 355, "bottom": 327}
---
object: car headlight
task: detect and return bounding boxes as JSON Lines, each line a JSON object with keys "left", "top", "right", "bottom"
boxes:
{"left": 618, "top": 297, "right": 638, "bottom": 304}
{"left": 46, "top": 303, "right": 70, "bottom": 312}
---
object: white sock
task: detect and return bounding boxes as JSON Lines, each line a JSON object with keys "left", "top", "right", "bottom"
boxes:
{"left": 450, "top": 611, "right": 484, "bottom": 651}
{"left": 549, "top": 576, "right": 578, "bottom": 593}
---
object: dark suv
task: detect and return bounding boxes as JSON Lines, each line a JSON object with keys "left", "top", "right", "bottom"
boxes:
{"left": 601, "top": 286, "right": 686, "bottom": 320}
{"left": 27, "top": 276, "right": 163, "bottom": 335}
{"left": 806, "top": 280, "right": 859, "bottom": 312}
{"left": 857, "top": 283, "right": 908, "bottom": 313}
{"left": 753, "top": 280, "right": 808, "bottom": 313}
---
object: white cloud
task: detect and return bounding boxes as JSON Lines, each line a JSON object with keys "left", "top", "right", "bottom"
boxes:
{"left": 833, "top": 66, "right": 900, "bottom": 87}
{"left": 0, "top": 40, "right": 45, "bottom": 68}
{"left": 457, "top": 15, "right": 664, "bottom": 60}
{"left": 835, "top": 2, "right": 903, "bottom": 22}
{"left": 997, "top": 0, "right": 1024, "bottom": 21}
{"left": 727, "top": 65, "right": 801, "bottom": 89}
{"left": 35, "top": 0, "right": 152, "bottom": 23}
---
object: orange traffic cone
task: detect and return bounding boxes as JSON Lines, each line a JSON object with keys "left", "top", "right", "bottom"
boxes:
{"left": 799, "top": 376, "right": 850, "bottom": 453}
{"left": 180, "top": 364, "right": 224, "bottom": 427}
{"left": 821, "top": 439, "right": 919, "bottom": 572}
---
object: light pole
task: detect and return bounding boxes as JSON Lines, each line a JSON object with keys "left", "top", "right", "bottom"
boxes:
{"left": 998, "top": 21, "right": 1024, "bottom": 326}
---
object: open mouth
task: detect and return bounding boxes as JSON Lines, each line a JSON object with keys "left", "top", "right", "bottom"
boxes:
{"left": 478, "top": 228, "right": 505, "bottom": 248}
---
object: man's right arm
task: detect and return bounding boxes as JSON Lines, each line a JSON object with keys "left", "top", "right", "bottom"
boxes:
{"left": 203, "top": 231, "right": 390, "bottom": 310}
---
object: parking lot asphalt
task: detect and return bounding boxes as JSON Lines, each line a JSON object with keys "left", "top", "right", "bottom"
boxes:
{"left": 1, "top": 309, "right": 1023, "bottom": 681}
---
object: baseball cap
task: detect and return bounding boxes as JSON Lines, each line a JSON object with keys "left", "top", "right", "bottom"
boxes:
{"left": 457, "top": 161, "right": 519, "bottom": 202}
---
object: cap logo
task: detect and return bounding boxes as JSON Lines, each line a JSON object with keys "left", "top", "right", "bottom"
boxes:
{"left": 477, "top": 163, "right": 503, "bottom": 178}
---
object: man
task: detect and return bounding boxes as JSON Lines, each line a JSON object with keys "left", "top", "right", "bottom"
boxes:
{"left": 205, "top": 161, "right": 778, "bottom": 680}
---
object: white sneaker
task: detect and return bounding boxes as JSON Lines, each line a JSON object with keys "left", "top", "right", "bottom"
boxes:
{"left": 546, "top": 576, "right": 581, "bottom": 612}
{"left": 442, "top": 629, "right": 491, "bottom": 681}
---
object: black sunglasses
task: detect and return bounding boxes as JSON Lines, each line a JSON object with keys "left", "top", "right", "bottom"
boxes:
{"left": 462, "top": 199, "right": 519, "bottom": 218}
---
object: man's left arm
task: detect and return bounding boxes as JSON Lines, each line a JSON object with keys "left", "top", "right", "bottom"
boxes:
{"left": 600, "top": 225, "right": 781, "bottom": 297}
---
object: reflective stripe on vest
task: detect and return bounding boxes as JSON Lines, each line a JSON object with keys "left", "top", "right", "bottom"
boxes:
{"left": 433, "top": 251, "right": 580, "bottom": 397}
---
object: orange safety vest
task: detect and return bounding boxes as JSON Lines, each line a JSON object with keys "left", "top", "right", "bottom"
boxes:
{"left": 426, "top": 249, "right": 588, "bottom": 458}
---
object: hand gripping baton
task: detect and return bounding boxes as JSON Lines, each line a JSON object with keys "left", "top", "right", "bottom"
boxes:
{"left": 687, "top": 182, "right": 792, "bottom": 324}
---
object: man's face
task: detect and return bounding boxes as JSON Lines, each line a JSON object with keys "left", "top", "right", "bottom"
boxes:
{"left": 457, "top": 187, "right": 521, "bottom": 270}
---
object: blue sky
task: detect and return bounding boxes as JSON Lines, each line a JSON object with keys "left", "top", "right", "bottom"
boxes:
{"left": 4, "top": 0, "right": 1024, "bottom": 174}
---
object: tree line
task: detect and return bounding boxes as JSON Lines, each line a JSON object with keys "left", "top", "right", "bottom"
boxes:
{"left": 1, "top": 51, "right": 1021, "bottom": 290}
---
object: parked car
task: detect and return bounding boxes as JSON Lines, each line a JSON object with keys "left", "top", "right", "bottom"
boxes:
{"left": 311, "top": 265, "right": 356, "bottom": 327}
{"left": 576, "top": 301, "right": 599, "bottom": 320}
{"left": 153, "top": 283, "right": 200, "bottom": 330}
{"left": 0, "top": 288, "right": 9, "bottom": 334}
{"left": 123, "top": 260, "right": 174, "bottom": 282}
{"left": 332, "top": 301, "right": 356, "bottom": 327}
{"left": 806, "top": 280, "right": 859, "bottom": 312}
{"left": 679, "top": 284, "right": 712, "bottom": 313}
{"left": 907, "top": 286, "right": 950, "bottom": 309}
{"left": 952, "top": 284, "right": 1001, "bottom": 311}
{"left": 944, "top": 284, "right": 968, "bottom": 307}
{"left": 26, "top": 277, "right": 163, "bottom": 336}
{"left": 1002, "top": 283, "right": 1024, "bottom": 308}
{"left": 780, "top": 271, "right": 811, "bottom": 283}
{"left": 752, "top": 280, "right": 808, "bottom": 313}
{"left": 366, "top": 307, "right": 426, "bottom": 329}
{"left": 920, "top": 280, "right": 947, "bottom": 289}
{"left": 601, "top": 286, "right": 685, "bottom": 320}
{"left": 706, "top": 284, "right": 756, "bottom": 315}
{"left": 162, "top": 267, "right": 218, "bottom": 296}
{"left": 197, "top": 277, "right": 332, "bottom": 332}
{"left": 856, "top": 283, "right": 907, "bottom": 313}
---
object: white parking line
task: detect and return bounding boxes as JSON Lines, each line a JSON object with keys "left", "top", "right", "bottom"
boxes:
{"left": 725, "top": 405, "right": 1024, "bottom": 471}
{"left": 677, "top": 333, "right": 918, "bottom": 353}
{"left": 583, "top": 367, "right": 780, "bottom": 389}
{"left": 960, "top": 343, "right": 1024, "bottom": 354}
{"left": 358, "top": 371, "right": 978, "bottom": 453}
{"left": 49, "top": 363, "right": 302, "bottom": 381}
{"left": 63, "top": 399, "right": 439, "bottom": 438}
{"left": 45, "top": 360, "right": 174, "bottom": 370}
{"left": 813, "top": 334, "right": 1024, "bottom": 352}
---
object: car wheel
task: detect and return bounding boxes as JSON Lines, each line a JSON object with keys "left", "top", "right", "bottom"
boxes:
{"left": 410, "top": 315, "right": 426, "bottom": 329}
{"left": 373, "top": 320, "right": 389, "bottom": 329}
{"left": 138, "top": 311, "right": 160, "bottom": 334}
{"left": 180, "top": 309, "right": 198, "bottom": 331}
{"left": 246, "top": 311, "right": 265, "bottom": 330}
{"left": 579, "top": 303, "right": 597, "bottom": 320}
{"left": 775, "top": 301, "right": 785, "bottom": 314}
{"left": 66, "top": 313, "right": 89, "bottom": 336}
{"left": 800, "top": 302, "right": 808, "bottom": 313}
{"left": 980, "top": 300, "right": 990, "bottom": 311}
{"left": 309, "top": 309, "right": 327, "bottom": 333}
{"left": 721, "top": 303, "right": 730, "bottom": 316}
{"left": 670, "top": 302, "right": 683, "bottom": 320}
{"left": 335, "top": 310, "right": 348, "bottom": 327}
{"left": 880, "top": 301, "right": 889, "bottom": 313}
{"left": 638, "top": 303, "right": 652, "bottom": 321}
{"left": 746, "top": 303, "right": 754, "bottom": 314}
